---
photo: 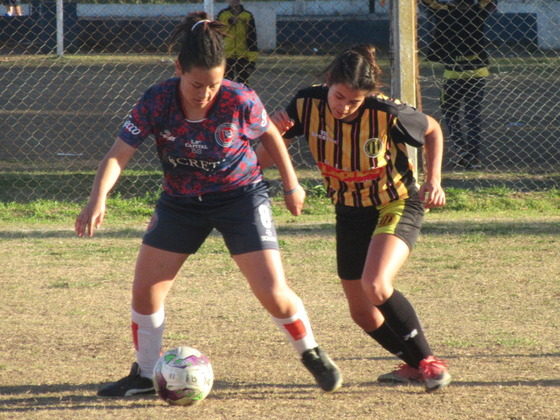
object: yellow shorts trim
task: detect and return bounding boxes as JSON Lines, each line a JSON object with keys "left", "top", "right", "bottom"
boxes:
{"left": 373, "top": 198, "right": 406, "bottom": 236}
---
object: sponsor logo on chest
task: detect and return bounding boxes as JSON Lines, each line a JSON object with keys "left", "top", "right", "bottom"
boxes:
{"left": 184, "top": 139, "right": 209, "bottom": 154}
{"left": 311, "top": 130, "right": 338, "bottom": 144}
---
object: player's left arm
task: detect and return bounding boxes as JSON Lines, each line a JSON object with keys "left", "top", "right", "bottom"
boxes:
{"left": 258, "top": 123, "right": 305, "bottom": 216}
{"left": 255, "top": 109, "right": 294, "bottom": 169}
{"left": 419, "top": 115, "right": 446, "bottom": 209}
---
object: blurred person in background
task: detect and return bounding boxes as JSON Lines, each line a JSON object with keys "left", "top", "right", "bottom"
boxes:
{"left": 217, "top": 0, "right": 259, "bottom": 86}
{"left": 423, "top": 0, "right": 496, "bottom": 169}
{"left": 4, "top": 0, "right": 22, "bottom": 16}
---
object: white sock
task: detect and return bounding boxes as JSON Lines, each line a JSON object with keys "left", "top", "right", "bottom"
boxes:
{"left": 271, "top": 297, "right": 318, "bottom": 355}
{"left": 131, "top": 306, "right": 165, "bottom": 379}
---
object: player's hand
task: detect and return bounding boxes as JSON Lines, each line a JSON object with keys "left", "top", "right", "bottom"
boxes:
{"left": 283, "top": 184, "right": 306, "bottom": 216}
{"left": 270, "top": 110, "right": 294, "bottom": 134}
{"left": 419, "top": 181, "right": 445, "bottom": 209}
{"left": 75, "top": 200, "right": 106, "bottom": 237}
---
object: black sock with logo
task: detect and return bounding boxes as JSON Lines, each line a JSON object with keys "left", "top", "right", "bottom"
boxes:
{"left": 375, "top": 289, "right": 432, "bottom": 368}
{"left": 367, "top": 322, "right": 419, "bottom": 368}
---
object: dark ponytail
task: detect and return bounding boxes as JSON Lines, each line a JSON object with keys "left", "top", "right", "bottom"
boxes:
{"left": 169, "top": 12, "right": 228, "bottom": 73}
{"left": 322, "top": 44, "right": 382, "bottom": 93}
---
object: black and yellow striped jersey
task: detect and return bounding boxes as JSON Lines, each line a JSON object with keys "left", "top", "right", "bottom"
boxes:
{"left": 216, "top": 5, "right": 259, "bottom": 62}
{"left": 284, "top": 85, "right": 429, "bottom": 207}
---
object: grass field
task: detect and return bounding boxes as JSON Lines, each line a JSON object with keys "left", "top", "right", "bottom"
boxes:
{"left": 1, "top": 189, "right": 559, "bottom": 419}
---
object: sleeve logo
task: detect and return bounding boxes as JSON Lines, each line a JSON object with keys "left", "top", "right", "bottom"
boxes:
{"left": 123, "top": 119, "right": 142, "bottom": 136}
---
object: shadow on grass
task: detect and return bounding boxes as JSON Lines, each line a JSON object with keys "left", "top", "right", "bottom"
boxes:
{"left": 1, "top": 359, "right": 558, "bottom": 415}
{"left": 0, "top": 383, "right": 152, "bottom": 413}
{"left": 449, "top": 379, "right": 560, "bottom": 387}
{"left": 421, "top": 219, "right": 560, "bottom": 235}
{"left": 340, "top": 352, "right": 560, "bottom": 362}
{"left": 0, "top": 229, "right": 143, "bottom": 240}
{"left": 0, "top": 397, "right": 157, "bottom": 414}
{"left": 0, "top": 383, "right": 99, "bottom": 396}
{"left": 1, "top": 220, "right": 559, "bottom": 240}
{"left": 0, "top": 380, "right": 321, "bottom": 413}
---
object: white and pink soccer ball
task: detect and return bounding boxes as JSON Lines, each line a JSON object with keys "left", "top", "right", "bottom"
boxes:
{"left": 153, "top": 346, "right": 214, "bottom": 406}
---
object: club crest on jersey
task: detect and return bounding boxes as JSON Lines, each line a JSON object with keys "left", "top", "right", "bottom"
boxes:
{"left": 363, "top": 137, "right": 383, "bottom": 158}
{"left": 215, "top": 123, "right": 239, "bottom": 147}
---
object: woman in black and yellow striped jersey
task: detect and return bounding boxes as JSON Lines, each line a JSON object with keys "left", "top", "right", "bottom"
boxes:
{"left": 257, "top": 44, "right": 451, "bottom": 392}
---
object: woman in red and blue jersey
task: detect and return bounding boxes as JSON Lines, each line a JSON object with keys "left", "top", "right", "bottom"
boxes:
{"left": 75, "top": 12, "right": 341, "bottom": 396}
{"left": 258, "top": 44, "right": 451, "bottom": 392}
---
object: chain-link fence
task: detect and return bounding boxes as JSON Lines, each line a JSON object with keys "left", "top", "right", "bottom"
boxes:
{"left": 418, "top": 0, "right": 560, "bottom": 191}
{"left": 0, "top": 0, "right": 558, "bottom": 202}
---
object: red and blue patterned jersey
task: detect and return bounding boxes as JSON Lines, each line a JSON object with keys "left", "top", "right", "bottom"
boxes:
{"left": 118, "top": 77, "right": 268, "bottom": 197}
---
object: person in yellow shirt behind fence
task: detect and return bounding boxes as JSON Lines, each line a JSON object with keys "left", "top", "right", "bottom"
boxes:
{"left": 423, "top": 0, "right": 496, "bottom": 169}
{"left": 217, "top": 0, "right": 259, "bottom": 86}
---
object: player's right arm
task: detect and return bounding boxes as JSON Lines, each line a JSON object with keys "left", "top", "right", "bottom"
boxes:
{"left": 75, "top": 138, "right": 137, "bottom": 237}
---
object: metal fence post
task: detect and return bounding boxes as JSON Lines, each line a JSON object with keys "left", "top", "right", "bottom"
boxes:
{"left": 391, "top": 0, "right": 419, "bottom": 179}
{"left": 56, "top": 0, "right": 63, "bottom": 56}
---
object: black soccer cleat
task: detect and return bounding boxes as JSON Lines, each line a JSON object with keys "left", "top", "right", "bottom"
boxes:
{"left": 301, "top": 346, "right": 342, "bottom": 392}
{"left": 97, "top": 362, "right": 155, "bottom": 397}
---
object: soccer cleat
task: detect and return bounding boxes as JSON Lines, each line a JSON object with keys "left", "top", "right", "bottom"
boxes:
{"left": 419, "top": 356, "right": 452, "bottom": 392}
{"left": 97, "top": 362, "right": 155, "bottom": 397}
{"left": 301, "top": 346, "right": 342, "bottom": 392}
{"left": 377, "top": 363, "right": 424, "bottom": 385}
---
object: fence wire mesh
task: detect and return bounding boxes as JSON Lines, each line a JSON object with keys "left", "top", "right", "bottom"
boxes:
{"left": 417, "top": 0, "right": 560, "bottom": 191}
{"left": 0, "top": 0, "right": 558, "bottom": 202}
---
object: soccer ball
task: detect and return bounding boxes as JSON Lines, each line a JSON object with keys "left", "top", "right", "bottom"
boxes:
{"left": 153, "top": 346, "right": 214, "bottom": 406}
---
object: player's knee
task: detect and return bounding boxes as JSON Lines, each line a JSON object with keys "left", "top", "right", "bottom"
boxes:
{"left": 361, "top": 278, "right": 393, "bottom": 306}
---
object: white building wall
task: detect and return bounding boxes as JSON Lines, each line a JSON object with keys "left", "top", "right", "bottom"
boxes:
{"left": 17, "top": 1, "right": 560, "bottom": 50}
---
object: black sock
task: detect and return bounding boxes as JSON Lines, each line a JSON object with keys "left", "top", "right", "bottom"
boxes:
{"left": 367, "top": 322, "right": 419, "bottom": 368}
{"left": 375, "top": 290, "right": 432, "bottom": 367}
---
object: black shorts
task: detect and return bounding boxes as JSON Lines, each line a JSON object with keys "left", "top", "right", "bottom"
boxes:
{"left": 335, "top": 193, "right": 424, "bottom": 280}
{"left": 142, "top": 182, "right": 279, "bottom": 255}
